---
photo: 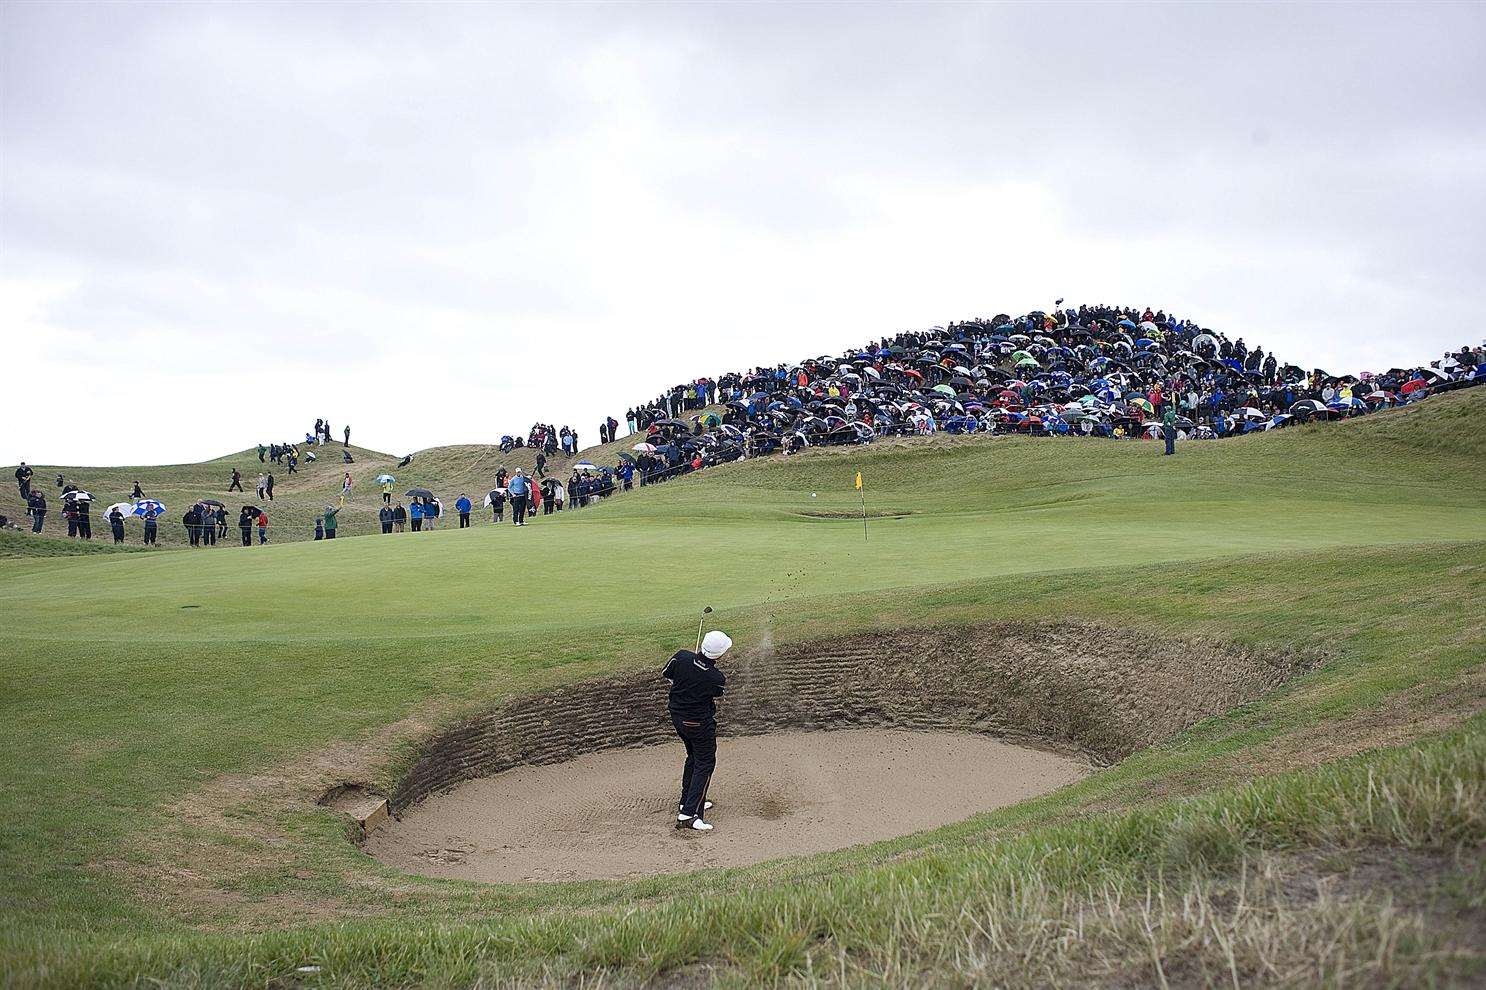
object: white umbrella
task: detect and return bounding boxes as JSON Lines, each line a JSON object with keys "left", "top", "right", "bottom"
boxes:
{"left": 573, "top": 461, "right": 597, "bottom": 471}
{"left": 63, "top": 490, "right": 93, "bottom": 503}
{"left": 103, "top": 502, "right": 134, "bottom": 519}
{"left": 631, "top": 442, "right": 657, "bottom": 453}
{"left": 483, "top": 489, "right": 508, "bottom": 507}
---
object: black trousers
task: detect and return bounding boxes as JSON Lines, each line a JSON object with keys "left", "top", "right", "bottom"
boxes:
{"left": 143, "top": 524, "right": 156, "bottom": 544}
{"left": 229, "top": 480, "right": 242, "bottom": 491}
{"left": 381, "top": 522, "right": 393, "bottom": 534}
{"left": 512, "top": 494, "right": 528, "bottom": 523}
{"left": 31, "top": 511, "right": 45, "bottom": 533}
{"left": 241, "top": 527, "right": 252, "bottom": 546}
{"left": 112, "top": 524, "right": 125, "bottom": 544}
{"left": 672, "top": 716, "right": 717, "bottom": 817}
{"left": 459, "top": 512, "right": 470, "bottom": 528}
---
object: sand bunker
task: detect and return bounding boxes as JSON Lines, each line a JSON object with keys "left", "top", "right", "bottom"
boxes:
{"left": 347, "top": 621, "right": 1310, "bottom": 884}
{"left": 366, "top": 729, "right": 1087, "bottom": 882}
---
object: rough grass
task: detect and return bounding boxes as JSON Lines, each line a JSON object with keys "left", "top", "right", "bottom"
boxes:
{"left": 9, "top": 725, "right": 1483, "bottom": 988}
{"left": 0, "top": 389, "right": 1483, "bottom": 987}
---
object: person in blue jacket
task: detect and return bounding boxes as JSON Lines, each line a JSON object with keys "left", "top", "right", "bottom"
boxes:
{"left": 507, "top": 470, "right": 530, "bottom": 526}
{"left": 409, "top": 498, "right": 424, "bottom": 532}
{"left": 455, "top": 493, "right": 472, "bottom": 528}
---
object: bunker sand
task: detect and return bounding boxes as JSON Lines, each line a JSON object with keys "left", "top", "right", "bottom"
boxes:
{"left": 366, "top": 729, "right": 1088, "bottom": 882}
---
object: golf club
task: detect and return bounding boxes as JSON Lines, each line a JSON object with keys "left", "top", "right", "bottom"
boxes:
{"left": 694, "top": 605, "right": 713, "bottom": 653}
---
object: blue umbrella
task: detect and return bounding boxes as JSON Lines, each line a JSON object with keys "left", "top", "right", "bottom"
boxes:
{"left": 132, "top": 499, "right": 165, "bottom": 516}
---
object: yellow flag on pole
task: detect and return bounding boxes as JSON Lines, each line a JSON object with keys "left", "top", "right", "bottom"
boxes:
{"left": 855, "top": 471, "right": 862, "bottom": 490}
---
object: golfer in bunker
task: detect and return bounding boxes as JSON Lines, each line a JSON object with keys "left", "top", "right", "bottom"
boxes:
{"left": 662, "top": 628, "right": 732, "bottom": 831}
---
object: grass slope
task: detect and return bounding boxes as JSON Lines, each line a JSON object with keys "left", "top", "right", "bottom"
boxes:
{"left": 0, "top": 389, "right": 1483, "bottom": 987}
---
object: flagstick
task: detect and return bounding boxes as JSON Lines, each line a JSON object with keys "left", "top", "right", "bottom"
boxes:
{"left": 860, "top": 485, "right": 868, "bottom": 543}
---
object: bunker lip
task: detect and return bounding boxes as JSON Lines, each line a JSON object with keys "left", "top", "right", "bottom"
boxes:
{"left": 340, "top": 620, "right": 1314, "bottom": 880}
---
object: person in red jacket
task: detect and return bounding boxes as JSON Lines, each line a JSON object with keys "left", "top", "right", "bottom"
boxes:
{"left": 257, "top": 509, "right": 268, "bottom": 544}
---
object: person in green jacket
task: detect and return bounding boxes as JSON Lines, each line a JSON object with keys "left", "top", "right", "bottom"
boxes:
{"left": 323, "top": 504, "right": 340, "bottom": 539}
{"left": 1161, "top": 408, "right": 1177, "bottom": 456}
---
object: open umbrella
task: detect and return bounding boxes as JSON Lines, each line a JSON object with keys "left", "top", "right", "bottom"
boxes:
{"left": 405, "top": 487, "right": 434, "bottom": 499}
{"left": 62, "top": 490, "right": 93, "bottom": 504}
{"left": 131, "top": 499, "right": 165, "bottom": 516}
{"left": 103, "top": 502, "right": 133, "bottom": 519}
{"left": 483, "top": 490, "right": 507, "bottom": 507}
{"left": 375, "top": 473, "right": 396, "bottom": 484}
{"left": 199, "top": 499, "right": 225, "bottom": 508}
{"left": 632, "top": 442, "right": 657, "bottom": 453}
{"left": 573, "top": 461, "right": 598, "bottom": 471}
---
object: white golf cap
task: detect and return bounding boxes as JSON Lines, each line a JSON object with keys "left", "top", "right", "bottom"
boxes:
{"left": 700, "top": 631, "right": 732, "bottom": 659}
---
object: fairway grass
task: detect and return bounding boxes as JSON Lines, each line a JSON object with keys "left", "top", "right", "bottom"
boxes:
{"left": 1, "top": 390, "right": 1483, "bottom": 987}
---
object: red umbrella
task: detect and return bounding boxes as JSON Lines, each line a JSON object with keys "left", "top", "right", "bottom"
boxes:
{"left": 1401, "top": 379, "right": 1429, "bottom": 394}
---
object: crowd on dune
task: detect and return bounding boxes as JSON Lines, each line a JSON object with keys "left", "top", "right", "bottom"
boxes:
{"left": 8, "top": 303, "right": 1483, "bottom": 546}
{"left": 595, "top": 302, "right": 1484, "bottom": 483}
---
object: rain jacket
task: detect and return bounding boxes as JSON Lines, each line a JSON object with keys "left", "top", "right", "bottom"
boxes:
{"left": 662, "top": 650, "right": 726, "bottom": 721}
{"left": 508, "top": 474, "right": 529, "bottom": 497}
{"left": 455, "top": 497, "right": 472, "bottom": 514}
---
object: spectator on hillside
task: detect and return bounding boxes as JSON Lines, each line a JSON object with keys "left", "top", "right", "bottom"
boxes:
{"left": 258, "top": 509, "right": 268, "bottom": 544}
{"left": 229, "top": 468, "right": 242, "bottom": 492}
{"left": 393, "top": 501, "right": 407, "bottom": 532}
{"left": 488, "top": 488, "right": 505, "bottom": 523}
{"left": 456, "top": 493, "right": 472, "bottom": 528}
{"left": 426, "top": 498, "right": 442, "bottom": 529}
{"left": 535, "top": 451, "right": 546, "bottom": 478}
{"left": 409, "top": 499, "right": 423, "bottom": 532}
{"left": 131, "top": 480, "right": 144, "bottom": 499}
{"left": 287, "top": 452, "right": 298, "bottom": 474}
{"left": 239, "top": 508, "right": 255, "bottom": 547}
{"left": 314, "top": 516, "right": 324, "bottom": 540}
{"left": 109, "top": 505, "right": 126, "bottom": 544}
{"left": 142, "top": 506, "right": 158, "bottom": 545}
{"left": 258, "top": 443, "right": 267, "bottom": 463}
{"left": 379, "top": 504, "right": 394, "bottom": 534}
{"left": 15, "top": 462, "right": 33, "bottom": 498}
{"left": 342, "top": 472, "right": 353, "bottom": 500}
{"left": 265, "top": 473, "right": 275, "bottom": 501}
{"left": 381, "top": 479, "right": 393, "bottom": 505}
{"left": 508, "top": 469, "right": 530, "bottom": 526}
{"left": 256, "top": 473, "right": 267, "bottom": 500}
{"left": 344, "top": 424, "right": 351, "bottom": 447}
{"left": 323, "top": 504, "right": 339, "bottom": 539}
{"left": 397, "top": 454, "right": 412, "bottom": 468}
{"left": 26, "top": 492, "right": 46, "bottom": 533}
{"left": 216, "top": 505, "right": 228, "bottom": 540}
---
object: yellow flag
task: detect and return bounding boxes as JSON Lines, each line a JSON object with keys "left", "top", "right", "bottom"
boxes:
{"left": 855, "top": 471, "right": 862, "bottom": 491}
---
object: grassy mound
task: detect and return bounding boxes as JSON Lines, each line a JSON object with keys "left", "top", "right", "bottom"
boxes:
{"left": 0, "top": 389, "right": 1482, "bottom": 987}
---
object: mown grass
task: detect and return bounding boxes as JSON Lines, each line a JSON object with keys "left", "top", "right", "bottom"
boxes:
{"left": 0, "top": 389, "right": 1483, "bottom": 987}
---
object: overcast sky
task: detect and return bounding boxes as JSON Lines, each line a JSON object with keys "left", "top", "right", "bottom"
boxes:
{"left": 3, "top": 2, "right": 1482, "bottom": 465}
